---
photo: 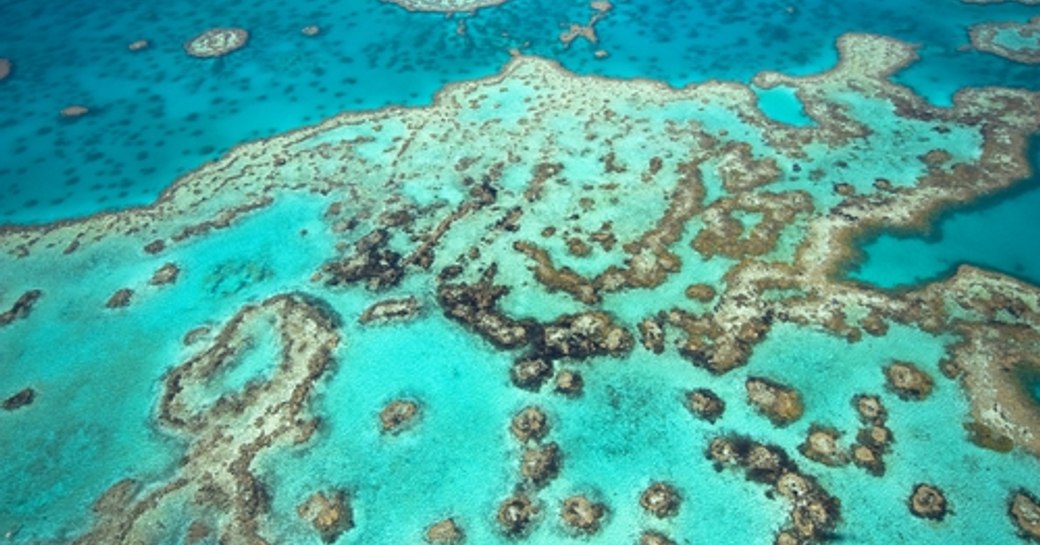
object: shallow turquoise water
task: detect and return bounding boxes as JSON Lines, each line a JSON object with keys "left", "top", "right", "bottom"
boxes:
{"left": 2, "top": 1, "right": 1040, "bottom": 544}
{"left": 2, "top": 0, "right": 1039, "bottom": 224}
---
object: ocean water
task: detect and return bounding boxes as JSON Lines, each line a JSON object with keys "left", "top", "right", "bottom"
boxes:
{"left": 848, "top": 138, "right": 1040, "bottom": 289}
{"left": 2, "top": 1, "right": 1040, "bottom": 545}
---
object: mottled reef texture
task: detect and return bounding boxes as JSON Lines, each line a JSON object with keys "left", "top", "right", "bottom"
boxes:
{"left": 71, "top": 294, "right": 341, "bottom": 545}
{"left": 4, "top": 31, "right": 1040, "bottom": 544}
{"left": 383, "top": 0, "right": 508, "bottom": 12}
{"left": 183, "top": 28, "right": 249, "bottom": 58}
{"left": 970, "top": 17, "right": 1040, "bottom": 64}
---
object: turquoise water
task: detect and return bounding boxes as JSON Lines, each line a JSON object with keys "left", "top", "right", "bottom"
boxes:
{"left": 2, "top": 0, "right": 1040, "bottom": 224}
{"left": 849, "top": 139, "right": 1040, "bottom": 289}
{"left": 2, "top": 1, "right": 1040, "bottom": 544}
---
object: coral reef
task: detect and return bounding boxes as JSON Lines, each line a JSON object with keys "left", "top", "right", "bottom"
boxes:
{"left": 520, "top": 442, "right": 561, "bottom": 486}
{"left": 106, "top": 288, "right": 134, "bottom": 309}
{"left": 707, "top": 435, "right": 841, "bottom": 543}
{"left": 884, "top": 361, "right": 934, "bottom": 401}
{"left": 297, "top": 490, "right": 354, "bottom": 543}
{"left": 798, "top": 425, "right": 848, "bottom": 467}
{"left": 2, "top": 388, "right": 35, "bottom": 411}
{"left": 150, "top": 262, "right": 181, "bottom": 285}
{"left": 184, "top": 28, "right": 249, "bottom": 58}
{"left": 359, "top": 296, "right": 421, "bottom": 324}
{"left": 560, "top": 495, "right": 606, "bottom": 534}
{"left": 496, "top": 493, "right": 538, "bottom": 536}
{"left": 908, "top": 484, "right": 948, "bottom": 521}
{"left": 510, "top": 357, "right": 553, "bottom": 391}
{"left": 684, "top": 388, "right": 726, "bottom": 423}
{"left": 746, "top": 377, "right": 804, "bottom": 427}
{"left": 511, "top": 406, "right": 549, "bottom": 443}
{"left": 380, "top": 399, "right": 421, "bottom": 434}
{"left": 554, "top": 370, "right": 584, "bottom": 397}
{"left": 639, "top": 482, "right": 682, "bottom": 518}
{"left": 970, "top": 17, "right": 1040, "bottom": 64}
{"left": 1009, "top": 490, "right": 1040, "bottom": 542}
{"left": 384, "top": 0, "right": 508, "bottom": 12}
{"left": 0, "top": 289, "right": 42, "bottom": 327}
{"left": 71, "top": 294, "right": 340, "bottom": 544}
{"left": 425, "top": 518, "right": 465, "bottom": 544}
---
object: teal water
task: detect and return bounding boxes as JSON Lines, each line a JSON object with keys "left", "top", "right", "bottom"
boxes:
{"left": 2, "top": 0, "right": 1040, "bottom": 224}
{"left": 2, "top": 1, "right": 1040, "bottom": 544}
{"left": 848, "top": 139, "right": 1040, "bottom": 289}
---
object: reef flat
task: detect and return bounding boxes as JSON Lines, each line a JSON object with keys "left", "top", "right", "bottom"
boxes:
{"left": 383, "top": 0, "right": 509, "bottom": 12}
{"left": 2, "top": 32, "right": 1040, "bottom": 545}
{"left": 971, "top": 16, "right": 1040, "bottom": 64}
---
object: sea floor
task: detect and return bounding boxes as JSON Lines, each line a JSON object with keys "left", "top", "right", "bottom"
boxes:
{"left": 2, "top": 1, "right": 1040, "bottom": 545}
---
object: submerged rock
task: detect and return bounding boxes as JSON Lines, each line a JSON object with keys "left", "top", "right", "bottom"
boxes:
{"left": 639, "top": 530, "right": 677, "bottom": 545}
{"left": 184, "top": 28, "right": 249, "bottom": 58}
{"left": 554, "top": 370, "right": 584, "bottom": 397}
{"left": 510, "top": 406, "right": 548, "bottom": 443}
{"left": 2, "top": 388, "right": 35, "bottom": 411}
{"left": 560, "top": 495, "right": 606, "bottom": 534}
{"left": 908, "top": 484, "right": 948, "bottom": 520}
{"left": 323, "top": 229, "right": 403, "bottom": 291}
{"left": 684, "top": 388, "right": 726, "bottom": 423}
{"left": 185, "top": 521, "right": 211, "bottom": 544}
{"left": 1010, "top": 490, "right": 1040, "bottom": 542}
{"left": 638, "top": 317, "right": 665, "bottom": 354}
{"left": 60, "top": 105, "right": 89, "bottom": 118}
{"left": 852, "top": 394, "right": 887, "bottom": 425}
{"left": 380, "top": 399, "right": 420, "bottom": 434}
{"left": 0, "top": 58, "right": 10, "bottom": 81}
{"left": 496, "top": 493, "right": 538, "bottom": 536}
{"left": 510, "top": 357, "right": 553, "bottom": 391}
{"left": 437, "top": 266, "right": 534, "bottom": 349}
{"left": 106, "top": 288, "right": 134, "bottom": 309}
{"left": 885, "top": 361, "right": 934, "bottom": 401}
{"left": 746, "top": 376, "right": 804, "bottom": 427}
{"left": 521, "top": 442, "right": 561, "bottom": 486}
{"left": 850, "top": 444, "right": 886, "bottom": 477}
{"left": 540, "top": 311, "right": 634, "bottom": 360}
{"left": 297, "top": 490, "right": 354, "bottom": 543}
{"left": 0, "top": 289, "right": 43, "bottom": 327}
{"left": 425, "top": 517, "right": 464, "bottom": 544}
{"left": 359, "top": 296, "right": 421, "bottom": 324}
{"left": 798, "top": 425, "right": 848, "bottom": 467}
{"left": 150, "top": 262, "right": 181, "bottom": 285}
{"left": 639, "top": 482, "right": 681, "bottom": 518}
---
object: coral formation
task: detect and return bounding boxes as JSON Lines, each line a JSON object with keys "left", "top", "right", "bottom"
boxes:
{"left": 0, "top": 289, "right": 42, "bottom": 327}
{"left": 684, "top": 388, "right": 726, "bottom": 423}
{"left": 297, "top": 490, "right": 354, "bottom": 543}
{"left": 425, "top": 518, "right": 464, "bottom": 544}
{"left": 184, "top": 28, "right": 249, "bottom": 58}
{"left": 639, "top": 482, "right": 681, "bottom": 518}
{"left": 884, "top": 361, "right": 934, "bottom": 401}
{"left": 746, "top": 377, "right": 804, "bottom": 427}
{"left": 511, "top": 406, "right": 549, "bottom": 443}
{"left": 2, "top": 388, "right": 35, "bottom": 411}
{"left": 106, "top": 288, "right": 134, "bottom": 309}
{"left": 560, "top": 495, "right": 606, "bottom": 534}
{"left": 380, "top": 399, "right": 421, "bottom": 434}
{"left": 496, "top": 493, "right": 538, "bottom": 536}
{"left": 908, "top": 484, "right": 949, "bottom": 521}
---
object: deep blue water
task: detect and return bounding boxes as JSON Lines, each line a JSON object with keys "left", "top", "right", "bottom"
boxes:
{"left": 1, "top": 0, "right": 1039, "bottom": 224}
{"left": 848, "top": 138, "right": 1040, "bottom": 289}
